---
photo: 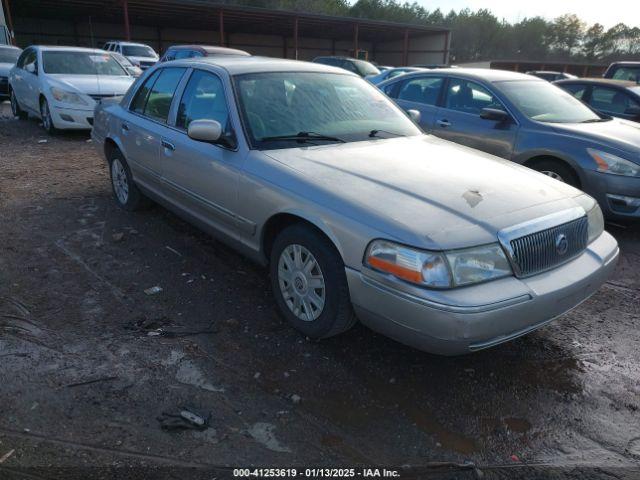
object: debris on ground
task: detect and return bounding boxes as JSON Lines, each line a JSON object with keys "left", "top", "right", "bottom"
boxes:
{"left": 37, "top": 139, "right": 48, "bottom": 144}
{"left": 248, "top": 422, "right": 291, "bottom": 453}
{"left": 290, "top": 394, "right": 302, "bottom": 404}
{"left": 144, "top": 286, "right": 163, "bottom": 295}
{"left": 65, "top": 375, "right": 118, "bottom": 388}
{"left": 165, "top": 245, "right": 182, "bottom": 257}
{"left": 112, "top": 232, "right": 124, "bottom": 242}
{"left": 0, "top": 449, "right": 15, "bottom": 464}
{"left": 157, "top": 407, "right": 210, "bottom": 431}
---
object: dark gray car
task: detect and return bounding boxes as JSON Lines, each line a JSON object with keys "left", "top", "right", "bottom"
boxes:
{"left": 379, "top": 68, "right": 640, "bottom": 220}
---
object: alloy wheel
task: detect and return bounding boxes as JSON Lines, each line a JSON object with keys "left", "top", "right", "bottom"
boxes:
{"left": 540, "top": 170, "right": 565, "bottom": 182}
{"left": 111, "top": 158, "right": 129, "bottom": 205}
{"left": 278, "top": 244, "right": 326, "bottom": 322}
{"left": 10, "top": 91, "right": 19, "bottom": 117}
{"left": 40, "top": 100, "right": 52, "bottom": 132}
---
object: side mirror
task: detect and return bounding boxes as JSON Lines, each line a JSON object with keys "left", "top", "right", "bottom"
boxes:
{"left": 187, "top": 119, "right": 222, "bottom": 143}
{"left": 480, "top": 107, "right": 509, "bottom": 122}
{"left": 624, "top": 106, "right": 640, "bottom": 117}
{"left": 407, "top": 109, "right": 421, "bottom": 124}
{"left": 25, "top": 63, "right": 36, "bottom": 74}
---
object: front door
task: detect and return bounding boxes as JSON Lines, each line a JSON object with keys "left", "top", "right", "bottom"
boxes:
{"left": 391, "top": 75, "right": 444, "bottom": 132}
{"left": 433, "top": 78, "right": 518, "bottom": 159}
{"left": 160, "top": 69, "right": 242, "bottom": 237}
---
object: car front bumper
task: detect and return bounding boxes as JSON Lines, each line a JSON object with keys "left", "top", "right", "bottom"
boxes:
{"left": 346, "top": 231, "right": 619, "bottom": 355}
{"left": 582, "top": 169, "right": 640, "bottom": 220}
{"left": 50, "top": 105, "right": 95, "bottom": 130}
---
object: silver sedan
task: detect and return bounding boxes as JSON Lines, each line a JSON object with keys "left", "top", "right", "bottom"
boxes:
{"left": 91, "top": 57, "right": 619, "bottom": 355}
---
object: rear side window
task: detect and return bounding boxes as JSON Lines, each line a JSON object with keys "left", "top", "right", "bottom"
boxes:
{"left": 131, "top": 68, "right": 186, "bottom": 123}
{"left": 176, "top": 70, "right": 228, "bottom": 130}
{"left": 444, "top": 79, "right": 503, "bottom": 115}
{"left": 590, "top": 86, "right": 640, "bottom": 115}
{"left": 397, "top": 77, "right": 443, "bottom": 106}
{"left": 131, "top": 69, "right": 161, "bottom": 113}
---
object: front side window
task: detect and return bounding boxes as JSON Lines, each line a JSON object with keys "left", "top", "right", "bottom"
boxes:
{"left": 444, "top": 79, "right": 503, "bottom": 114}
{"left": 16, "top": 49, "right": 33, "bottom": 69}
{"left": 42, "top": 51, "right": 127, "bottom": 76}
{"left": 176, "top": 70, "right": 229, "bottom": 130}
{"left": 397, "top": 77, "right": 443, "bottom": 106}
{"left": 141, "top": 67, "right": 186, "bottom": 123}
{"left": 499, "top": 80, "right": 602, "bottom": 123}
{"left": 234, "top": 71, "right": 421, "bottom": 150}
{"left": 561, "top": 83, "right": 587, "bottom": 100}
{"left": 590, "top": 86, "right": 640, "bottom": 115}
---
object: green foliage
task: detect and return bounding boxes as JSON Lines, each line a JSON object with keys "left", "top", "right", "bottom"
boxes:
{"left": 220, "top": 0, "right": 639, "bottom": 63}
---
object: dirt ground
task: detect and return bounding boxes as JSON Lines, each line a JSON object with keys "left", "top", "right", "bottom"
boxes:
{"left": 0, "top": 101, "right": 639, "bottom": 480}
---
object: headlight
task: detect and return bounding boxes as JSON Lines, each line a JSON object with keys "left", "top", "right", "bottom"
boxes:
{"left": 365, "top": 240, "right": 451, "bottom": 288}
{"left": 445, "top": 244, "right": 512, "bottom": 286}
{"left": 365, "top": 240, "right": 512, "bottom": 288}
{"left": 588, "top": 148, "right": 640, "bottom": 177}
{"left": 50, "top": 87, "right": 88, "bottom": 106}
{"left": 586, "top": 202, "right": 604, "bottom": 243}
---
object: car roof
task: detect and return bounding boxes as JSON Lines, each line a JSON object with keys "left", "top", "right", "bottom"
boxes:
{"left": 0, "top": 45, "right": 22, "bottom": 51}
{"left": 108, "top": 41, "right": 150, "bottom": 47}
{"left": 609, "top": 61, "right": 640, "bottom": 67}
{"left": 555, "top": 78, "right": 639, "bottom": 88}
{"left": 167, "top": 55, "right": 355, "bottom": 76}
{"left": 167, "top": 45, "right": 250, "bottom": 56}
{"left": 33, "top": 45, "right": 110, "bottom": 54}
{"left": 527, "top": 70, "right": 562, "bottom": 74}
{"left": 385, "top": 67, "right": 541, "bottom": 84}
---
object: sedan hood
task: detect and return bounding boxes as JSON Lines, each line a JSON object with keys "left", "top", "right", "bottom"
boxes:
{"left": 263, "top": 135, "right": 584, "bottom": 249}
{"left": 48, "top": 74, "right": 134, "bottom": 96}
{"left": 551, "top": 118, "right": 640, "bottom": 156}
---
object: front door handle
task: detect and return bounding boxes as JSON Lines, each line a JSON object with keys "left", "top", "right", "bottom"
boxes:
{"left": 436, "top": 119, "right": 451, "bottom": 128}
{"left": 121, "top": 122, "right": 129, "bottom": 132}
{"left": 161, "top": 139, "right": 175, "bottom": 151}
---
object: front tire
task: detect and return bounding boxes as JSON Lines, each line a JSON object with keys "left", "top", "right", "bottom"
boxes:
{"left": 531, "top": 159, "right": 580, "bottom": 188}
{"left": 10, "top": 89, "right": 27, "bottom": 120}
{"left": 270, "top": 224, "right": 356, "bottom": 339}
{"left": 108, "top": 151, "right": 150, "bottom": 211}
{"left": 40, "top": 97, "right": 56, "bottom": 134}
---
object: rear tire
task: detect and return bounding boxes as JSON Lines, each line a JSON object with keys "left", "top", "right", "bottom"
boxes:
{"left": 531, "top": 159, "right": 580, "bottom": 188}
{"left": 108, "top": 150, "right": 150, "bottom": 211}
{"left": 270, "top": 224, "right": 356, "bottom": 339}
{"left": 10, "top": 89, "right": 27, "bottom": 120}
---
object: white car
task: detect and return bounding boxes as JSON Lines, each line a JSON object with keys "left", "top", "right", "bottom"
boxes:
{"left": 102, "top": 41, "right": 158, "bottom": 70}
{"left": 0, "top": 45, "right": 22, "bottom": 99}
{"left": 9, "top": 46, "right": 135, "bottom": 133}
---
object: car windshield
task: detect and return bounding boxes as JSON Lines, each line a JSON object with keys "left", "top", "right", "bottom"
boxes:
{"left": 0, "top": 48, "right": 20, "bottom": 63}
{"left": 612, "top": 66, "right": 640, "bottom": 82}
{"left": 43, "top": 51, "right": 127, "bottom": 76}
{"left": 499, "top": 80, "right": 602, "bottom": 123}
{"left": 122, "top": 45, "right": 156, "bottom": 58}
{"left": 234, "top": 71, "right": 421, "bottom": 150}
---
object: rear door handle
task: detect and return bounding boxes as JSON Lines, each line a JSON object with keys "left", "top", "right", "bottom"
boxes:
{"left": 161, "top": 139, "right": 175, "bottom": 151}
{"left": 436, "top": 119, "right": 451, "bottom": 128}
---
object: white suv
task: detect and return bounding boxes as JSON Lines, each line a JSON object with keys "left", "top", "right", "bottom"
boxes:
{"left": 103, "top": 41, "right": 158, "bottom": 70}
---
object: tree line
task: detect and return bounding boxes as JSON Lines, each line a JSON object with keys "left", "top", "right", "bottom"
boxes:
{"left": 221, "top": 0, "right": 640, "bottom": 64}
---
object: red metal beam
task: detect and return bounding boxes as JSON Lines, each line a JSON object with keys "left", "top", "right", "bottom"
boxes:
{"left": 122, "top": 0, "right": 131, "bottom": 41}
{"left": 353, "top": 23, "right": 359, "bottom": 58}
{"left": 218, "top": 9, "right": 224, "bottom": 46}
{"left": 3, "top": 0, "right": 16, "bottom": 45}
{"left": 403, "top": 28, "right": 409, "bottom": 66}
{"left": 293, "top": 16, "right": 298, "bottom": 60}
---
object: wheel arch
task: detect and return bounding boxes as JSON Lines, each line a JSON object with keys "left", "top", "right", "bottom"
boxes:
{"left": 523, "top": 154, "right": 582, "bottom": 187}
{"left": 261, "top": 211, "right": 344, "bottom": 264}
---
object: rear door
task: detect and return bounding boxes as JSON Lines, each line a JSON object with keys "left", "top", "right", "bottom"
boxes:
{"left": 433, "top": 77, "right": 518, "bottom": 159}
{"left": 160, "top": 69, "right": 243, "bottom": 236}
{"left": 388, "top": 75, "right": 444, "bottom": 131}
{"left": 120, "top": 67, "right": 186, "bottom": 190}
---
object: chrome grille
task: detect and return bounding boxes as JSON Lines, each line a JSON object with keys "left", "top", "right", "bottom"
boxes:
{"left": 509, "top": 216, "right": 588, "bottom": 277}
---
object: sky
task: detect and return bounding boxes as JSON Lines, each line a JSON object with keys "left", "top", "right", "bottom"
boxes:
{"left": 409, "top": 0, "right": 639, "bottom": 28}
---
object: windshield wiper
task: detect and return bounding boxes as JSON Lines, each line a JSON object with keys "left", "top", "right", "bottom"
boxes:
{"left": 369, "top": 129, "right": 403, "bottom": 138}
{"left": 581, "top": 117, "right": 611, "bottom": 123}
{"left": 259, "top": 131, "right": 345, "bottom": 144}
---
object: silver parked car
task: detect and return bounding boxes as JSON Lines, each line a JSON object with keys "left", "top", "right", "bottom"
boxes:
{"left": 92, "top": 57, "right": 619, "bottom": 355}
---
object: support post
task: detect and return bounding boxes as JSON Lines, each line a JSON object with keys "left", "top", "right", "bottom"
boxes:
{"left": 403, "top": 29, "right": 409, "bottom": 66}
{"left": 157, "top": 27, "right": 162, "bottom": 55}
{"left": 353, "top": 23, "right": 359, "bottom": 58}
{"left": 293, "top": 17, "right": 298, "bottom": 60}
{"left": 122, "top": 0, "right": 131, "bottom": 41}
{"left": 443, "top": 31, "right": 450, "bottom": 64}
{"left": 2, "top": 0, "right": 16, "bottom": 46}
{"left": 219, "top": 10, "right": 224, "bottom": 46}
